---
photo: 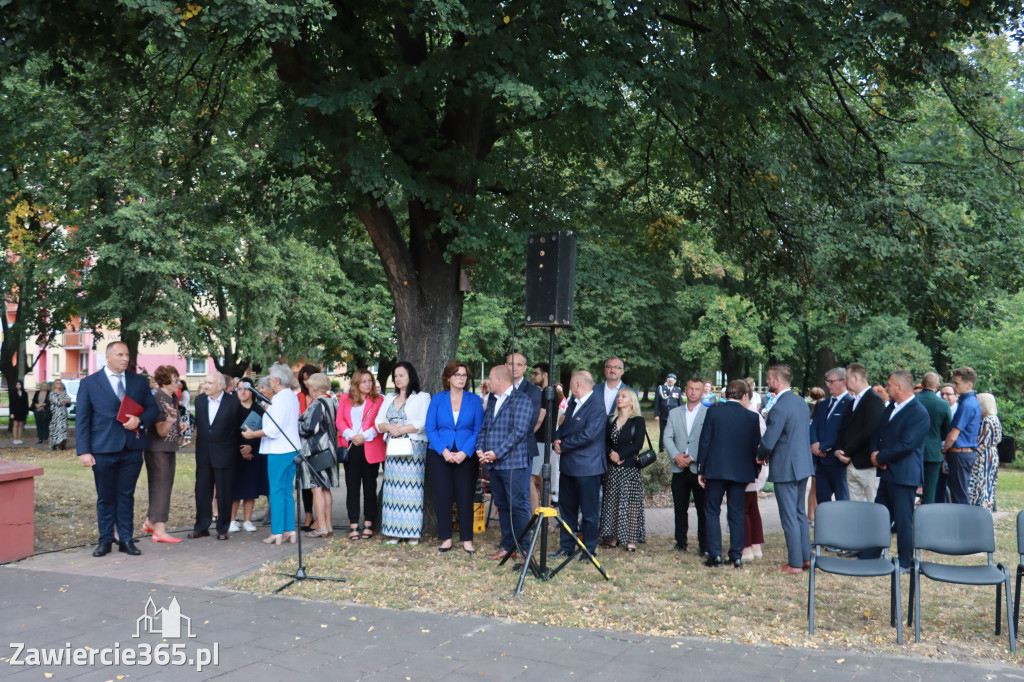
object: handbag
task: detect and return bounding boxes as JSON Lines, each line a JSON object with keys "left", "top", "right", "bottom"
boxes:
{"left": 386, "top": 436, "right": 415, "bottom": 457}
{"left": 336, "top": 446, "right": 349, "bottom": 465}
{"left": 307, "top": 448, "right": 337, "bottom": 472}
{"left": 636, "top": 427, "right": 658, "bottom": 470}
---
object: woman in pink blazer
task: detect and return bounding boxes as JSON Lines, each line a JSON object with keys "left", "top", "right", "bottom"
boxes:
{"left": 337, "top": 368, "right": 386, "bottom": 540}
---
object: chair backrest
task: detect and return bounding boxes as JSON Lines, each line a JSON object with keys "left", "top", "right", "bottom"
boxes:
{"left": 813, "top": 501, "right": 891, "bottom": 551}
{"left": 1016, "top": 510, "right": 1024, "bottom": 559}
{"left": 914, "top": 504, "right": 995, "bottom": 555}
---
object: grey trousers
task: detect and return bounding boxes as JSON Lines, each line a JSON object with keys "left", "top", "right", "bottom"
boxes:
{"left": 774, "top": 478, "right": 811, "bottom": 568}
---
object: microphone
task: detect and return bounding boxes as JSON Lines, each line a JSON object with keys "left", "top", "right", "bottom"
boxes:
{"left": 242, "top": 382, "right": 270, "bottom": 404}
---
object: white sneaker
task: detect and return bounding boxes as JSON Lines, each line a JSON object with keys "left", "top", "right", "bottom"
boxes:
{"left": 242, "top": 520, "right": 257, "bottom": 532}
{"left": 12, "top": 440, "right": 21, "bottom": 445}
{"left": 407, "top": 539, "right": 419, "bottom": 546}
{"left": 386, "top": 539, "right": 400, "bottom": 545}
{"left": 228, "top": 520, "right": 240, "bottom": 532}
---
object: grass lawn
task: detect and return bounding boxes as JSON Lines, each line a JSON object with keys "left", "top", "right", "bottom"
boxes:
{"left": 6, "top": 445, "right": 1024, "bottom": 666}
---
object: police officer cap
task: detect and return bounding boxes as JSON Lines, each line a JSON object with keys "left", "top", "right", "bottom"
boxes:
{"left": 667, "top": 373, "right": 677, "bottom": 380}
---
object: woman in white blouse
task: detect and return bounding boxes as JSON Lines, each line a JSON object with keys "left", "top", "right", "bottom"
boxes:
{"left": 375, "top": 361, "right": 431, "bottom": 545}
{"left": 337, "top": 368, "right": 385, "bottom": 540}
{"left": 241, "top": 362, "right": 301, "bottom": 545}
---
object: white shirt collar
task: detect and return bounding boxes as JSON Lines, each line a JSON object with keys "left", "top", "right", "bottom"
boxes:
{"left": 576, "top": 390, "right": 594, "bottom": 407}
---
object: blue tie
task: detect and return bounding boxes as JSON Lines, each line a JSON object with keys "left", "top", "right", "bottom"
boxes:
{"left": 116, "top": 374, "right": 126, "bottom": 400}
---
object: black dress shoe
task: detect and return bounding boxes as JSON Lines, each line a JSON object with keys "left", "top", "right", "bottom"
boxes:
{"left": 93, "top": 541, "right": 112, "bottom": 557}
{"left": 704, "top": 556, "right": 723, "bottom": 567}
{"left": 732, "top": 559, "right": 743, "bottom": 569}
{"left": 118, "top": 541, "right": 142, "bottom": 556}
{"left": 671, "top": 543, "right": 687, "bottom": 552}
{"left": 216, "top": 532, "right": 229, "bottom": 540}
{"left": 700, "top": 550, "right": 710, "bottom": 559}
{"left": 187, "top": 529, "right": 210, "bottom": 539}
{"left": 548, "top": 550, "right": 573, "bottom": 560}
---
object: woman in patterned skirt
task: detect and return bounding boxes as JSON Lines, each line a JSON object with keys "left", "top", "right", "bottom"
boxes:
{"left": 599, "top": 388, "right": 647, "bottom": 552}
{"left": 969, "top": 393, "right": 1002, "bottom": 511}
{"left": 49, "top": 380, "right": 72, "bottom": 450}
{"left": 375, "top": 361, "right": 431, "bottom": 545}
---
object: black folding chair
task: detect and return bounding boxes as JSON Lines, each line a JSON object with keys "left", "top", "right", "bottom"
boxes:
{"left": 909, "top": 504, "right": 1014, "bottom": 651}
{"left": 808, "top": 501, "right": 902, "bottom": 643}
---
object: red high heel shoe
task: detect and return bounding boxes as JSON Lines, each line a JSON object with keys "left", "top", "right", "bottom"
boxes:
{"left": 151, "top": 534, "right": 182, "bottom": 544}
{"left": 142, "top": 521, "right": 155, "bottom": 534}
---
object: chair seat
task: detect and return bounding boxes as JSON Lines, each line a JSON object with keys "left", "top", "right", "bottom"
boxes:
{"left": 816, "top": 555, "right": 895, "bottom": 577}
{"left": 919, "top": 561, "right": 1006, "bottom": 586}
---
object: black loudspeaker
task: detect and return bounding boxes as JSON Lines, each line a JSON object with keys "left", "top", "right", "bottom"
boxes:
{"left": 998, "top": 436, "right": 1016, "bottom": 465}
{"left": 525, "top": 231, "right": 576, "bottom": 327}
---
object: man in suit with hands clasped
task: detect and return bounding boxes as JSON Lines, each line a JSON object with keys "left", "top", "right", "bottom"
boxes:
{"left": 75, "top": 341, "right": 159, "bottom": 558}
{"left": 551, "top": 370, "right": 608, "bottom": 558}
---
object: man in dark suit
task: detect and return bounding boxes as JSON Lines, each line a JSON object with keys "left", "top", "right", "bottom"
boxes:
{"left": 552, "top": 370, "right": 608, "bottom": 557}
{"left": 75, "top": 341, "right": 159, "bottom": 557}
{"left": 810, "top": 367, "right": 852, "bottom": 503}
{"left": 697, "top": 380, "right": 761, "bottom": 568}
{"left": 860, "top": 371, "right": 929, "bottom": 571}
{"left": 477, "top": 365, "right": 534, "bottom": 561}
{"left": 190, "top": 373, "right": 246, "bottom": 540}
{"left": 918, "top": 371, "right": 951, "bottom": 504}
{"left": 757, "top": 363, "right": 814, "bottom": 576}
{"left": 834, "top": 363, "right": 886, "bottom": 503}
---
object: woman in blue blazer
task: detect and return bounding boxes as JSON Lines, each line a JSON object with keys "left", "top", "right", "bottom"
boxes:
{"left": 425, "top": 361, "right": 484, "bottom": 554}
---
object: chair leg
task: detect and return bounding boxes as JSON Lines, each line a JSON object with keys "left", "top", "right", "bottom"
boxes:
{"left": 907, "top": 566, "right": 916, "bottom": 627}
{"left": 894, "top": 564, "right": 903, "bottom": 645}
{"left": 996, "top": 582, "right": 1002, "bottom": 636}
{"left": 913, "top": 567, "right": 922, "bottom": 643}
{"left": 1006, "top": 573, "right": 1016, "bottom": 653}
{"left": 890, "top": 569, "right": 896, "bottom": 628}
{"left": 1015, "top": 566, "right": 1022, "bottom": 639}
{"left": 808, "top": 567, "right": 816, "bottom": 634}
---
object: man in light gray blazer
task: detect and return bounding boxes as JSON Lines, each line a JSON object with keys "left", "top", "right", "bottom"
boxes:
{"left": 757, "top": 364, "right": 814, "bottom": 575}
{"left": 663, "top": 377, "right": 708, "bottom": 555}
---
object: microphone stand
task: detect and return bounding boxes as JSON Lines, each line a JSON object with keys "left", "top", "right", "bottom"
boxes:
{"left": 249, "top": 388, "right": 347, "bottom": 594}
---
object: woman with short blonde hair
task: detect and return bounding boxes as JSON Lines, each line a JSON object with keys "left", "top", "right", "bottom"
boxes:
{"left": 969, "top": 392, "right": 1002, "bottom": 510}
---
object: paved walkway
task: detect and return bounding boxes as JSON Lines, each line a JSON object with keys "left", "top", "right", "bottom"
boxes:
{"left": 4, "top": 434, "right": 1019, "bottom": 679}
{"left": 2, "top": 567, "right": 1021, "bottom": 681}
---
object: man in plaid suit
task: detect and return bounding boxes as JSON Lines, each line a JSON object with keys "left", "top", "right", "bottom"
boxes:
{"left": 477, "top": 365, "right": 534, "bottom": 562}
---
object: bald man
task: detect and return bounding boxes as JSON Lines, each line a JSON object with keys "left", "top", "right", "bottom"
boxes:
{"left": 551, "top": 371, "right": 608, "bottom": 558}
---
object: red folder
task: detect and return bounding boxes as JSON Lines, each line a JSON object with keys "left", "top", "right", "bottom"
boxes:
{"left": 117, "top": 395, "right": 144, "bottom": 425}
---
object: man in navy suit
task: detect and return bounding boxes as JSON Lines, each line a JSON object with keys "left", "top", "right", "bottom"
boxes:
{"left": 860, "top": 371, "right": 929, "bottom": 571}
{"left": 810, "top": 367, "right": 852, "bottom": 503}
{"left": 75, "top": 341, "right": 159, "bottom": 557}
{"left": 477, "top": 365, "right": 534, "bottom": 562}
{"left": 757, "top": 364, "right": 814, "bottom": 576}
{"left": 552, "top": 370, "right": 608, "bottom": 557}
{"left": 697, "top": 380, "right": 761, "bottom": 568}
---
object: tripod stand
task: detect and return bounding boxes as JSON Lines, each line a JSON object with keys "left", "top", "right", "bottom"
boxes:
{"left": 245, "top": 385, "right": 346, "bottom": 594}
{"left": 502, "top": 326, "right": 610, "bottom": 596}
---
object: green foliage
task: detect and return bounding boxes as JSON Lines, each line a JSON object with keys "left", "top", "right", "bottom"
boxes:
{"left": 945, "top": 292, "right": 1024, "bottom": 438}
{"left": 838, "top": 315, "right": 935, "bottom": 380}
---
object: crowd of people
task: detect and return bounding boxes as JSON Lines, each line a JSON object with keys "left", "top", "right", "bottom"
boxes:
{"left": 60, "top": 341, "right": 1005, "bottom": 576}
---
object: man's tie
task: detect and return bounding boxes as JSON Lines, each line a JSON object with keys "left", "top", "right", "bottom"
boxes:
{"left": 116, "top": 374, "right": 126, "bottom": 401}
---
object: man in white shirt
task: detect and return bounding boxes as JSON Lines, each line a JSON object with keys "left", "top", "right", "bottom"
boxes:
{"left": 601, "top": 357, "right": 634, "bottom": 416}
{"left": 662, "top": 377, "right": 708, "bottom": 555}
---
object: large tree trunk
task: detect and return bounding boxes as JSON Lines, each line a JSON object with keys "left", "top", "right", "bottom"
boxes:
{"left": 360, "top": 200, "right": 464, "bottom": 394}
{"left": 815, "top": 347, "right": 838, "bottom": 388}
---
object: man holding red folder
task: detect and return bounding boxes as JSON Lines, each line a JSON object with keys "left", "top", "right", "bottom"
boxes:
{"left": 76, "top": 341, "right": 159, "bottom": 557}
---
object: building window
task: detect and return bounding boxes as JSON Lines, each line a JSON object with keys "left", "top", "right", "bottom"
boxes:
{"left": 26, "top": 354, "right": 34, "bottom": 369}
{"left": 52, "top": 355, "right": 60, "bottom": 375}
{"left": 186, "top": 357, "right": 207, "bottom": 375}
